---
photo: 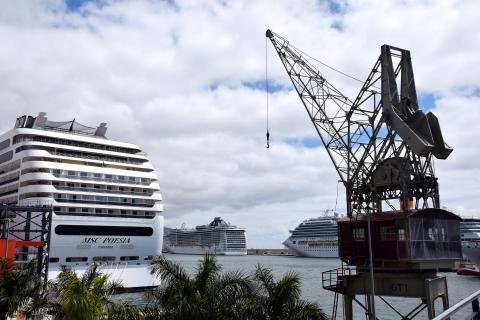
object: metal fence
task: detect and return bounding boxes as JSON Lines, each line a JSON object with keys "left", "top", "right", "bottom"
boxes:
{"left": 432, "top": 289, "right": 480, "bottom": 320}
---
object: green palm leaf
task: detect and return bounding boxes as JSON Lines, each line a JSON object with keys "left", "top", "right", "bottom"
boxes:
{"left": 0, "top": 258, "right": 42, "bottom": 320}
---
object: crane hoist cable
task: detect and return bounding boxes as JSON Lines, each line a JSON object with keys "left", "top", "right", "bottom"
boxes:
{"left": 265, "top": 37, "right": 270, "bottom": 148}
{"left": 264, "top": 32, "right": 382, "bottom": 150}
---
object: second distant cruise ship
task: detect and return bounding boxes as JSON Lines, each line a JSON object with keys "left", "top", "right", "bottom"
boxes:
{"left": 283, "top": 213, "right": 339, "bottom": 258}
{"left": 164, "top": 217, "right": 247, "bottom": 255}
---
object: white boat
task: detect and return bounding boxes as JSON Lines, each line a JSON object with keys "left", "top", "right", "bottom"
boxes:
{"left": 164, "top": 217, "right": 247, "bottom": 255}
{"left": 0, "top": 112, "right": 163, "bottom": 290}
{"left": 283, "top": 212, "right": 339, "bottom": 258}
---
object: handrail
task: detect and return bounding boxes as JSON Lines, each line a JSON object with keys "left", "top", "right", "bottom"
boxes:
{"left": 432, "top": 288, "right": 480, "bottom": 320}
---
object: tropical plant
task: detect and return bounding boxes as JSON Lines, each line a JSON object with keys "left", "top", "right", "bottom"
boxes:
{"left": 48, "top": 263, "right": 131, "bottom": 320}
{"left": 107, "top": 301, "right": 144, "bottom": 320}
{"left": 251, "top": 265, "right": 327, "bottom": 320}
{"left": 0, "top": 258, "right": 42, "bottom": 320}
{"left": 146, "top": 254, "right": 255, "bottom": 320}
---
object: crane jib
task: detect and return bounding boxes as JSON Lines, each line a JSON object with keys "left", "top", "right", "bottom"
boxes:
{"left": 265, "top": 29, "right": 451, "bottom": 217}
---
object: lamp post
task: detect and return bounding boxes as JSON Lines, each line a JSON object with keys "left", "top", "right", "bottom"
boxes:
{"left": 366, "top": 204, "right": 376, "bottom": 320}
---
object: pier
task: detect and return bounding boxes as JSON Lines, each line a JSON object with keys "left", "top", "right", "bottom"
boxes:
{"left": 247, "top": 248, "right": 293, "bottom": 256}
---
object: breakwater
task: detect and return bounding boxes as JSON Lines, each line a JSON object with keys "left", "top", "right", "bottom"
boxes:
{"left": 247, "top": 248, "right": 293, "bottom": 256}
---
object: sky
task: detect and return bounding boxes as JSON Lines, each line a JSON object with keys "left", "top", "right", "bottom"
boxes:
{"left": 0, "top": 0, "right": 479, "bottom": 248}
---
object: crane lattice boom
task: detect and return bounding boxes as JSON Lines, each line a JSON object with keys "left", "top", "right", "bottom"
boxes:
{"left": 266, "top": 29, "right": 452, "bottom": 217}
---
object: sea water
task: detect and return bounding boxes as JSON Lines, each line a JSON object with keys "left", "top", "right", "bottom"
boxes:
{"left": 117, "top": 254, "right": 480, "bottom": 319}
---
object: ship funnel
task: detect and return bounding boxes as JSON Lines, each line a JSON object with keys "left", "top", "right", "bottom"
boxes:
{"left": 33, "top": 112, "right": 48, "bottom": 128}
{"left": 95, "top": 122, "right": 107, "bottom": 137}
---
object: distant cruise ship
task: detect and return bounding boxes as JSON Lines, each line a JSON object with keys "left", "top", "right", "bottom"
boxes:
{"left": 460, "top": 217, "right": 480, "bottom": 269}
{"left": 461, "top": 218, "right": 480, "bottom": 242}
{"left": 164, "top": 217, "right": 247, "bottom": 255}
{"left": 283, "top": 213, "right": 339, "bottom": 258}
{"left": 0, "top": 113, "right": 164, "bottom": 289}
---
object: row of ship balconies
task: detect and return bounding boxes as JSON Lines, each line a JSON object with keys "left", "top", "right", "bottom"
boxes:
{"left": 53, "top": 193, "right": 156, "bottom": 207}
{"left": 15, "top": 147, "right": 153, "bottom": 173}
{"left": 17, "top": 170, "right": 159, "bottom": 191}
{"left": 0, "top": 139, "right": 163, "bottom": 207}
{"left": 52, "top": 206, "right": 158, "bottom": 218}
{"left": 15, "top": 170, "right": 161, "bottom": 196}
{"left": 13, "top": 134, "right": 144, "bottom": 156}
{"left": 51, "top": 169, "right": 151, "bottom": 185}
{"left": 13, "top": 135, "right": 148, "bottom": 162}
{"left": 0, "top": 168, "right": 162, "bottom": 207}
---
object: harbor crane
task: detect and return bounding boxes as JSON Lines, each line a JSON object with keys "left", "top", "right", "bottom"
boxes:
{"left": 266, "top": 29, "right": 461, "bottom": 319}
{"left": 266, "top": 29, "right": 451, "bottom": 218}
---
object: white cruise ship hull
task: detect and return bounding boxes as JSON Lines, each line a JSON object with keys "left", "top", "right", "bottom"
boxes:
{"left": 49, "top": 264, "right": 158, "bottom": 290}
{"left": 463, "top": 243, "right": 480, "bottom": 270}
{"left": 48, "top": 214, "right": 164, "bottom": 288}
{"left": 166, "top": 245, "right": 247, "bottom": 256}
{"left": 283, "top": 238, "right": 338, "bottom": 258}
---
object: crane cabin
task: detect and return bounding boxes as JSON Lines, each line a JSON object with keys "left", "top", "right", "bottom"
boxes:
{"left": 338, "top": 208, "right": 462, "bottom": 270}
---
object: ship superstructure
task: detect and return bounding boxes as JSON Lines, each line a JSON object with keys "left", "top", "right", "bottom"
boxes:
{"left": 0, "top": 112, "right": 163, "bottom": 289}
{"left": 164, "top": 217, "right": 247, "bottom": 255}
{"left": 459, "top": 217, "right": 480, "bottom": 270}
{"left": 283, "top": 214, "right": 339, "bottom": 258}
{"left": 460, "top": 218, "right": 480, "bottom": 242}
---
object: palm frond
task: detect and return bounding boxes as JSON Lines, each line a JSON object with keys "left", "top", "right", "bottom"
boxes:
{"left": 81, "top": 263, "right": 101, "bottom": 287}
{"left": 287, "top": 300, "right": 328, "bottom": 320}
{"left": 213, "top": 270, "right": 254, "bottom": 301}
{"left": 0, "top": 258, "right": 43, "bottom": 318}
{"left": 194, "top": 254, "right": 220, "bottom": 292}
{"left": 107, "top": 302, "right": 144, "bottom": 320}
{"left": 150, "top": 255, "right": 189, "bottom": 284}
{"left": 142, "top": 305, "right": 167, "bottom": 320}
{"left": 272, "top": 271, "right": 301, "bottom": 303}
{"left": 254, "top": 264, "right": 275, "bottom": 295}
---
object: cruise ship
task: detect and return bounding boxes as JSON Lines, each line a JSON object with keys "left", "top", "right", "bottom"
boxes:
{"left": 164, "top": 217, "right": 247, "bottom": 255}
{"left": 461, "top": 218, "right": 480, "bottom": 242}
{"left": 460, "top": 217, "right": 480, "bottom": 270}
{"left": 283, "top": 213, "right": 339, "bottom": 258}
{"left": 0, "top": 113, "right": 163, "bottom": 289}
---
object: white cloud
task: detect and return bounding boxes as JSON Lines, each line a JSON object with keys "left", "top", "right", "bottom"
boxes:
{"left": 0, "top": 0, "right": 478, "bottom": 247}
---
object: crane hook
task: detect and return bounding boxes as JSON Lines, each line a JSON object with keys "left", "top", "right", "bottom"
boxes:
{"left": 266, "top": 130, "right": 270, "bottom": 148}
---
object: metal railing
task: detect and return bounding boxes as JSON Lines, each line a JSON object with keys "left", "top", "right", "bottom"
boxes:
{"left": 50, "top": 150, "right": 145, "bottom": 165}
{"left": 322, "top": 266, "right": 355, "bottom": 291}
{"left": 432, "top": 289, "right": 480, "bottom": 320}
{"left": 16, "top": 199, "right": 54, "bottom": 207}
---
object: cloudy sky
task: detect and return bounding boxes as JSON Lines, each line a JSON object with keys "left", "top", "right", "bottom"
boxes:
{"left": 0, "top": 0, "right": 479, "bottom": 248}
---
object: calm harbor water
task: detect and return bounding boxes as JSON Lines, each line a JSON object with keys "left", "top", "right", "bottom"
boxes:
{"left": 117, "top": 254, "right": 480, "bottom": 319}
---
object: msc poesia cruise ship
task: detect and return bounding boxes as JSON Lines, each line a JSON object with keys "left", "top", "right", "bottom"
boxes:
{"left": 0, "top": 113, "right": 163, "bottom": 289}
{"left": 283, "top": 213, "right": 339, "bottom": 258}
{"left": 164, "top": 217, "right": 247, "bottom": 255}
